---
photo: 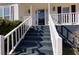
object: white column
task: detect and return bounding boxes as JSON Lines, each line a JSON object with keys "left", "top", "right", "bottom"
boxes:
{"left": 30, "top": 5, "right": 32, "bottom": 26}
{"left": 14, "top": 4, "right": 19, "bottom": 20}
{"left": 0, "top": 35, "right": 4, "bottom": 55}
{"left": 48, "top": 3, "right": 50, "bottom": 24}
{"left": 78, "top": 14, "right": 79, "bottom": 24}
{"left": 45, "top": 9, "right": 46, "bottom": 25}
{"left": 9, "top": 6, "right": 11, "bottom": 20}
{"left": 2, "top": 7, "right": 4, "bottom": 19}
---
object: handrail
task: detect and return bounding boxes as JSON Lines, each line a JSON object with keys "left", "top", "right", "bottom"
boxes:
{"left": 0, "top": 16, "right": 32, "bottom": 55}
{"left": 49, "top": 14, "right": 62, "bottom": 55}
{"left": 51, "top": 12, "right": 79, "bottom": 15}
{"left": 51, "top": 12, "right": 79, "bottom": 25}
{"left": 4, "top": 16, "right": 31, "bottom": 39}
{"left": 58, "top": 29, "right": 74, "bottom": 46}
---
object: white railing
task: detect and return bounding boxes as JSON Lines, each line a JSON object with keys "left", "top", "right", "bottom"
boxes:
{"left": 0, "top": 16, "right": 32, "bottom": 55}
{"left": 51, "top": 12, "right": 79, "bottom": 25}
{"left": 48, "top": 14, "right": 62, "bottom": 55}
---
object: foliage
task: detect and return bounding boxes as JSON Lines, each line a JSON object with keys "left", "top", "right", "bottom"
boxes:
{"left": 0, "top": 19, "right": 21, "bottom": 35}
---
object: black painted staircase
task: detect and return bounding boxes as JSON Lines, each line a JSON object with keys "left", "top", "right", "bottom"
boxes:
{"left": 12, "top": 26, "right": 53, "bottom": 55}
{"left": 56, "top": 26, "right": 75, "bottom": 55}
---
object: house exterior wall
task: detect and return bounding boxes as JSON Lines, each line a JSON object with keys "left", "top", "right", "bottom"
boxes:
{"left": 50, "top": 3, "right": 79, "bottom": 14}
{"left": 18, "top": 3, "right": 79, "bottom": 22}
{"left": 18, "top": 4, "right": 30, "bottom": 19}
{"left": 18, "top": 3, "right": 48, "bottom": 25}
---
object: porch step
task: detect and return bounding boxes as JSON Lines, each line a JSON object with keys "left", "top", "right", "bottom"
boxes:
{"left": 12, "top": 26, "right": 53, "bottom": 55}
{"left": 38, "top": 46, "right": 53, "bottom": 55}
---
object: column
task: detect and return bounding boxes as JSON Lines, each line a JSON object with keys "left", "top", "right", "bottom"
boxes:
{"left": 30, "top": 5, "right": 32, "bottom": 26}
{"left": 48, "top": 3, "right": 50, "bottom": 24}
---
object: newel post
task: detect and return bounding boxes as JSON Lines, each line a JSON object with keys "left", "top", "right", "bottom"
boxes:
{"left": 0, "top": 35, "right": 5, "bottom": 55}
{"left": 48, "top": 3, "right": 50, "bottom": 24}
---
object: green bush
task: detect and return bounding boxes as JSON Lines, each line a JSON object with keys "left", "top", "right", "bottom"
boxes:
{"left": 0, "top": 19, "right": 21, "bottom": 35}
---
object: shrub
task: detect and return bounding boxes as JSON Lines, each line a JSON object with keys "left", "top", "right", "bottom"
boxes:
{"left": 0, "top": 19, "right": 21, "bottom": 35}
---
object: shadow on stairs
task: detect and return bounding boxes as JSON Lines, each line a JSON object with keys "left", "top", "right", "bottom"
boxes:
{"left": 12, "top": 26, "right": 53, "bottom": 55}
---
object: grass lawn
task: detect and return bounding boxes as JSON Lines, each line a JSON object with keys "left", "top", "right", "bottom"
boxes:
{"left": 0, "top": 19, "right": 21, "bottom": 35}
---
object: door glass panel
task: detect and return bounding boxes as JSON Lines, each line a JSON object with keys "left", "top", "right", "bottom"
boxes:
{"left": 4, "top": 7, "right": 9, "bottom": 16}
{"left": 38, "top": 10, "right": 45, "bottom": 25}
{"left": 4, "top": 7, "right": 9, "bottom": 20}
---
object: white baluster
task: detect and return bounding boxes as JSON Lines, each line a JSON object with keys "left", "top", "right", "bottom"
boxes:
{"left": 56, "top": 14, "right": 58, "bottom": 24}
{"left": 67, "top": 14, "right": 69, "bottom": 24}
{"left": 76, "top": 13, "right": 78, "bottom": 24}
{"left": 69, "top": 13, "right": 72, "bottom": 24}
{"left": 15, "top": 30, "right": 17, "bottom": 44}
{"left": 66, "top": 13, "right": 67, "bottom": 23}
{"left": 11, "top": 33, "right": 14, "bottom": 49}
{"left": 61, "top": 14, "right": 63, "bottom": 24}
{"left": 73, "top": 13, "right": 74, "bottom": 23}
{"left": 7, "top": 36, "right": 9, "bottom": 55}
{"left": 64, "top": 14, "right": 65, "bottom": 24}
{"left": 75, "top": 13, "right": 77, "bottom": 23}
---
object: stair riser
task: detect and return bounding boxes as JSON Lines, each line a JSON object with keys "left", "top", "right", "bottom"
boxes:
{"left": 40, "top": 42, "right": 52, "bottom": 47}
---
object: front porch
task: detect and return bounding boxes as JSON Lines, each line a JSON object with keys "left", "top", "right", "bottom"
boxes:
{"left": 20, "top": 3, "right": 79, "bottom": 26}
{"left": 1, "top": 3, "right": 79, "bottom": 55}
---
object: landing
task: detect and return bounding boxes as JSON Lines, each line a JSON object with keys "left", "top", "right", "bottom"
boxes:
{"left": 12, "top": 26, "right": 53, "bottom": 55}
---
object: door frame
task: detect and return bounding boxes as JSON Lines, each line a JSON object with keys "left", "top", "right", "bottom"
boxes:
{"left": 36, "top": 9, "right": 47, "bottom": 25}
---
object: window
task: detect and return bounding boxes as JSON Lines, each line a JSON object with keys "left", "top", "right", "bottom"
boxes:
{"left": 4, "top": 7, "right": 9, "bottom": 20}
{"left": 0, "top": 8, "right": 3, "bottom": 19}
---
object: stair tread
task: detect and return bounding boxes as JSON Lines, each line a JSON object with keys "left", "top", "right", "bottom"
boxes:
{"left": 39, "top": 46, "right": 53, "bottom": 50}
